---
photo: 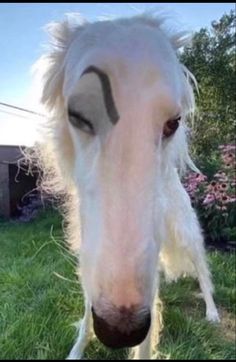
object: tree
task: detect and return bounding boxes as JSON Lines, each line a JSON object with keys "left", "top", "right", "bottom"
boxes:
{"left": 180, "top": 10, "right": 236, "bottom": 174}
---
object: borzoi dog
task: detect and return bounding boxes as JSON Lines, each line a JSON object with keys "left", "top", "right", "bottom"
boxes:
{"left": 34, "top": 11, "right": 220, "bottom": 360}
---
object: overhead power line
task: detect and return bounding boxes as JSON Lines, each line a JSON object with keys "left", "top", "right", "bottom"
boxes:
{"left": 0, "top": 108, "right": 35, "bottom": 120}
{"left": 0, "top": 102, "right": 45, "bottom": 117}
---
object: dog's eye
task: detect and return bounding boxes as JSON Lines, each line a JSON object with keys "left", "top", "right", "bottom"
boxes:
{"left": 163, "top": 116, "right": 181, "bottom": 138}
{"left": 68, "top": 110, "right": 95, "bottom": 135}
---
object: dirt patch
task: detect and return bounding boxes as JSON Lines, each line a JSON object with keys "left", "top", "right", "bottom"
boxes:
{"left": 218, "top": 308, "right": 236, "bottom": 342}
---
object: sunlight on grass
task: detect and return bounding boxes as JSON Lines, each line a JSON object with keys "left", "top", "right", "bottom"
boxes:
{"left": 0, "top": 209, "right": 235, "bottom": 359}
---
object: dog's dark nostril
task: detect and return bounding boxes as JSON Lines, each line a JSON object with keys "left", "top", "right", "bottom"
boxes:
{"left": 92, "top": 307, "right": 151, "bottom": 349}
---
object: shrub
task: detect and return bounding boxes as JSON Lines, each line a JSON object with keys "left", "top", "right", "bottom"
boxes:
{"left": 184, "top": 144, "right": 236, "bottom": 244}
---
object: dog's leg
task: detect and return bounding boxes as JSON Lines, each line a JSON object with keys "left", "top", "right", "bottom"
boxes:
{"left": 130, "top": 294, "right": 163, "bottom": 360}
{"left": 130, "top": 327, "right": 152, "bottom": 360}
{"left": 161, "top": 168, "right": 220, "bottom": 323}
{"left": 67, "top": 297, "right": 93, "bottom": 360}
{"left": 168, "top": 213, "right": 220, "bottom": 322}
{"left": 188, "top": 244, "right": 220, "bottom": 323}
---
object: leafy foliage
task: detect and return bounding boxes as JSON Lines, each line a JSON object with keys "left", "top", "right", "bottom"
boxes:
{"left": 184, "top": 144, "right": 236, "bottom": 244}
{"left": 181, "top": 10, "right": 236, "bottom": 244}
{"left": 181, "top": 10, "right": 236, "bottom": 173}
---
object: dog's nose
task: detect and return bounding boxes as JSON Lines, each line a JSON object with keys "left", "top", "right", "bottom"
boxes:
{"left": 92, "top": 306, "right": 151, "bottom": 349}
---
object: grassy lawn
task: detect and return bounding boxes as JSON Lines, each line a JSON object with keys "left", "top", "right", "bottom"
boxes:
{"left": 0, "top": 209, "right": 235, "bottom": 360}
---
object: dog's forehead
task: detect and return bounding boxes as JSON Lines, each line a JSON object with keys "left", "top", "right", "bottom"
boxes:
{"left": 65, "top": 20, "right": 178, "bottom": 88}
{"left": 65, "top": 20, "right": 184, "bottom": 131}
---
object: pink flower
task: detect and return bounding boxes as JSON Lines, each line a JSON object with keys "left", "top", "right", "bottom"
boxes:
{"left": 195, "top": 173, "right": 207, "bottom": 182}
{"left": 203, "top": 194, "right": 215, "bottom": 205}
{"left": 219, "top": 144, "right": 236, "bottom": 152}
{"left": 216, "top": 205, "right": 227, "bottom": 211}
{"left": 226, "top": 197, "right": 236, "bottom": 204}
{"left": 214, "top": 172, "right": 229, "bottom": 182}
{"left": 221, "top": 195, "right": 230, "bottom": 204}
{"left": 220, "top": 183, "right": 228, "bottom": 191}
{"left": 214, "top": 171, "right": 226, "bottom": 178}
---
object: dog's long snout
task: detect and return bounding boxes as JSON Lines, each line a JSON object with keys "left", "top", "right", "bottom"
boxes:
{"left": 92, "top": 305, "right": 151, "bottom": 349}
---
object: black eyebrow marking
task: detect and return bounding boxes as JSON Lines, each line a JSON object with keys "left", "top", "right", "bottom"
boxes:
{"left": 82, "top": 65, "right": 119, "bottom": 125}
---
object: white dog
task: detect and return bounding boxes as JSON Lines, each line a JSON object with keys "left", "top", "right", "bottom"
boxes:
{"left": 34, "top": 11, "right": 220, "bottom": 360}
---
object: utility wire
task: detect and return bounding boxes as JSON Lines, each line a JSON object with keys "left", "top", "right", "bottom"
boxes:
{"left": 0, "top": 102, "right": 45, "bottom": 117}
{"left": 0, "top": 108, "right": 36, "bottom": 120}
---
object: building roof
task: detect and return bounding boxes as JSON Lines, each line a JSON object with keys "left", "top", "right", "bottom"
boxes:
{"left": 0, "top": 145, "right": 25, "bottom": 163}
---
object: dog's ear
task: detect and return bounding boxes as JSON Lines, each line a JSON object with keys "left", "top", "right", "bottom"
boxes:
{"left": 133, "top": 11, "right": 193, "bottom": 52}
{"left": 169, "top": 31, "right": 192, "bottom": 50}
{"left": 33, "top": 15, "right": 87, "bottom": 111}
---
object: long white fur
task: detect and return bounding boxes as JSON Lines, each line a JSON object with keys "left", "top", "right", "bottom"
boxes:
{"left": 33, "top": 11, "right": 220, "bottom": 360}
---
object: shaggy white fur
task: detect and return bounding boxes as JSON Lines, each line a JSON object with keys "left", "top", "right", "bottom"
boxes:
{"left": 33, "top": 10, "right": 220, "bottom": 360}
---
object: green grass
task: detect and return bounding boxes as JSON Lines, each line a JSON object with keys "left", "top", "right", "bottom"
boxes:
{"left": 0, "top": 209, "right": 235, "bottom": 360}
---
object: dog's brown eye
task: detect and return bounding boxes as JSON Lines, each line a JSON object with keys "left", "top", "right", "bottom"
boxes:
{"left": 163, "top": 116, "right": 181, "bottom": 138}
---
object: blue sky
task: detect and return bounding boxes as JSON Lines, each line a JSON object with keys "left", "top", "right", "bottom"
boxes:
{"left": 0, "top": 3, "right": 234, "bottom": 145}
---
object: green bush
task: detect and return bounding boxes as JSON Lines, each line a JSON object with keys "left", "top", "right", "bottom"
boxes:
{"left": 184, "top": 144, "right": 236, "bottom": 244}
{"left": 180, "top": 10, "right": 235, "bottom": 167}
